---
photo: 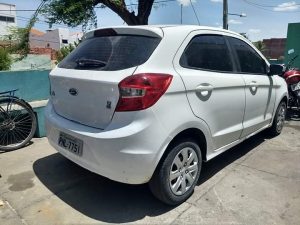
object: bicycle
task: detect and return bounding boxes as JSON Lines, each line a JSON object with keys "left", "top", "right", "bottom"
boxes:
{"left": 0, "top": 89, "right": 37, "bottom": 151}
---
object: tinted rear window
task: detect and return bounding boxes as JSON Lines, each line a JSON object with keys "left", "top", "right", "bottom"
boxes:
{"left": 58, "top": 35, "right": 161, "bottom": 71}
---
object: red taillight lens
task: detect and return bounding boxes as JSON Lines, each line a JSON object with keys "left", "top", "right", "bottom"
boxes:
{"left": 116, "top": 73, "right": 173, "bottom": 111}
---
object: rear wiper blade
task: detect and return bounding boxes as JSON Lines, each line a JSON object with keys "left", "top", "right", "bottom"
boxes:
{"left": 76, "top": 59, "right": 107, "bottom": 67}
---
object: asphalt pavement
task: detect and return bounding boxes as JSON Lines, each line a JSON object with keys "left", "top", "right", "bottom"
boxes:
{"left": 0, "top": 119, "right": 299, "bottom": 225}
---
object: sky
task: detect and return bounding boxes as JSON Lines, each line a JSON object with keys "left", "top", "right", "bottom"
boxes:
{"left": 1, "top": 0, "right": 300, "bottom": 41}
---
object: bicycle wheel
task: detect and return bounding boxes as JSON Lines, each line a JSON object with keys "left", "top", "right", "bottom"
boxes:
{"left": 0, "top": 98, "right": 37, "bottom": 151}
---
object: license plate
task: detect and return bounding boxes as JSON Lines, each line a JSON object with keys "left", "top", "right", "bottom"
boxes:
{"left": 58, "top": 132, "right": 83, "bottom": 156}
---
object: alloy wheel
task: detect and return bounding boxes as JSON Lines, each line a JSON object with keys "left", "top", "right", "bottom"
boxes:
{"left": 169, "top": 147, "right": 199, "bottom": 196}
{"left": 276, "top": 104, "right": 286, "bottom": 133}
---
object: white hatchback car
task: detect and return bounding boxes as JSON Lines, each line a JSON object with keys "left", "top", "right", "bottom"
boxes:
{"left": 46, "top": 25, "right": 288, "bottom": 205}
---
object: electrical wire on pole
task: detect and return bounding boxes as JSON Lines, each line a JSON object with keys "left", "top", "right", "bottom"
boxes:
{"left": 180, "top": 4, "right": 183, "bottom": 24}
{"left": 223, "top": 0, "right": 228, "bottom": 29}
{"left": 190, "top": 0, "right": 200, "bottom": 25}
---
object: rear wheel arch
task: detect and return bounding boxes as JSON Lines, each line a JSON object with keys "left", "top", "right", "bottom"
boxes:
{"left": 269, "top": 99, "right": 287, "bottom": 136}
{"left": 157, "top": 128, "right": 207, "bottom": 169}
{"left": 272, "top": 95, "right": 288, "bottom": 121}
{"left": 149, "top": 128, "right": 206, "bottom": 205}
{"left": 282, "top": 96, "right": 288, "bottom": 106}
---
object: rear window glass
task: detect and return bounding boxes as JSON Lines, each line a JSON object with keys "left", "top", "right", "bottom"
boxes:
{"left": 58, "top": 35, "right": 161, "bottom": 71}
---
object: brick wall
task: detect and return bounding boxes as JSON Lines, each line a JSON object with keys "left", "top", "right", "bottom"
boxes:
{"left": 262, "top": 38, "right": 286, "bottom": 59}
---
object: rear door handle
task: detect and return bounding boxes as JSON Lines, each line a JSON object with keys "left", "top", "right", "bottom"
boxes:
{"left": 249, "top": 81, "right": 258, "bottom": 94}
{"left": 249, "top": 81, "right": 258, "bottom": 88}
{"left": 195, "top": 84, "right": 214, "bottom": 92}
{"left": 195, "top": 84, "right": 214, "bottom": 98}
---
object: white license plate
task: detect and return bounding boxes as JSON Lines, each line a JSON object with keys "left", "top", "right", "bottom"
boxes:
{"left": 58, "top": 132, "right": 83, "bottom": 156}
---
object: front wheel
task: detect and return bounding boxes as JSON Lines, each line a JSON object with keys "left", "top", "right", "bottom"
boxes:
{"left": 149, "top": 139, "right": 202, "bottom": 205}
{"left": 0, "top": 98, "right": 37, "bottom": 151}
{"left": 268, "top": 101, "right": 287, "bottom": 136}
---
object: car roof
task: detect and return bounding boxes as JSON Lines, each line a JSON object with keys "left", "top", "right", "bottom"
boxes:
{"left": 85, "top": 25, "right": 243, "bottom": 39}
{"left": 114, "top": 24, "right": 241, "bottom": 35}
{"left": 155, "top": 24, "right": 243, "bottom": 37}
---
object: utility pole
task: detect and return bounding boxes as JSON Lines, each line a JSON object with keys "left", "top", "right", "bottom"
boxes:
{"left": 223, "top": 0, "right": 228, "bottom": 30}
{"left": 181, "top": 4, "right": 183, "bottom": 24}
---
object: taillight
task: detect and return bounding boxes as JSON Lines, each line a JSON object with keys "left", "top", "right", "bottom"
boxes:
{"left": 116, "top": 73, "right": 173, "bottom": 111}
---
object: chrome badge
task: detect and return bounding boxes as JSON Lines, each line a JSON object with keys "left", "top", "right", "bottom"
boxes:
{"left": 106, "top": 101, "right": 112, "bottom": 109}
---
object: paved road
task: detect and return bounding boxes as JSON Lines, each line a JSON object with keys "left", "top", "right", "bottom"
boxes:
{"left": 0, "top": 120, "right": 299, "bottom": 225}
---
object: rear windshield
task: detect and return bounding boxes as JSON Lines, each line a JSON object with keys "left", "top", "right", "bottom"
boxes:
{"left": 58, "top": 35, "right": 161, "bottom": 71}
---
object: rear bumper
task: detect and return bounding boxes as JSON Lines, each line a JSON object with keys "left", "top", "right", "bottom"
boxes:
{"left": 45, "top": 102, "right": 170, "bottom": 184}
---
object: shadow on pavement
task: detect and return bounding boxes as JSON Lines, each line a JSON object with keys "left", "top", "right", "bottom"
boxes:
{"left": 33, "top": 132, "right": 269, "bottom": 223}
{"left": 197, "top": 131, "right": 268, "bottom": 185}
{"left": 33, "top": 153, "right": 174, "bottom": 223}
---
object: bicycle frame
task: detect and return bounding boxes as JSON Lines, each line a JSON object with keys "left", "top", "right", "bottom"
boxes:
{"left": 0, "top": 89, "right": 19, "bottom": 99}
{"left": 0, "top": 89, "right": 37, "bottom": 150}
{"left": 0, "top": 89, "right": 19, "bottom": 114}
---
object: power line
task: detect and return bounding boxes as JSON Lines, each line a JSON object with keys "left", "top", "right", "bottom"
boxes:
{"left": 0, "top": 0, "right": 178, "bottom": 11}
{"left": 16, "top": 15, "right": 81, "bottom": 30}
{"left": 243, "top": 0, "right": 300, "bottom": 8}
{"left": 0, "top": 9, "right": 36, "bottom": 11}
{"left": 242, "top": 0, "right": 300, "bottom": 13}
{"left": 1, "top": 0, "right": 178, "bottom": 29}
{"left": 189, "top": 0, "right": 200, "bottom": 25}
{"left": 0, "top": 11, "right": 82, "bottom": 30}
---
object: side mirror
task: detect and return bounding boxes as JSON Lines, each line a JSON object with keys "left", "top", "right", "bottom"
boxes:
{"left": 268, "top": 64, "right": 284, "bottom": 76}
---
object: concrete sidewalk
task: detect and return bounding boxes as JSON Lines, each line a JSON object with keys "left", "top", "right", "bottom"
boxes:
{"left": 0, "top": 120, "right": 300, "bottom": 225}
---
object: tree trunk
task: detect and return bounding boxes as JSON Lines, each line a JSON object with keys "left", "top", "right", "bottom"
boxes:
{"left": 96, "top": 0, "right": 154, "bottom": 25}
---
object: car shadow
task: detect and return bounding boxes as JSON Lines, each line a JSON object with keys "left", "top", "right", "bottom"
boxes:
{"left": 33, "top": 132, "right": 269, "bottom": 223}
{"left": 197, "top": 131, "right": 268, "bottom": 185}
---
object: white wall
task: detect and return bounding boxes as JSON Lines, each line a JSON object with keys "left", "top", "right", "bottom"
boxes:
{"left": 69, "top": 32, "right": 83, "bottom": 44}
{"left": 30, "top": 29, "right": 61, "bottom": 50}
{"left": 0, "top": 3, "right": 17, "bottom": 37}
{"left": 30, "top": 28, "right": 82, "bottom": 50}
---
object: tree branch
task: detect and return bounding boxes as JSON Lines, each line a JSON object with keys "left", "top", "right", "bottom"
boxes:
{"left": 95, "top": 0, "right": 139, "bottom": 25}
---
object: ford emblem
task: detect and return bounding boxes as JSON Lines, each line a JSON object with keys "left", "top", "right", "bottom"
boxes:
{"left": 69, "top": 88, "right": 78, "bottom": 96}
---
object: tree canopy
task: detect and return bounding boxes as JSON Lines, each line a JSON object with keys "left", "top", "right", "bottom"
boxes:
{"left": 42, "top": 0, "right": 156, "bottom": 29}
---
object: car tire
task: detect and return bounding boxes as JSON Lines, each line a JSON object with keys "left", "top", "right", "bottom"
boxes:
{"left": 268, "top": 101, "right": 287, "bottom": 136}
{"left": 149, "top": 139, "right": 202, "bottom": 205}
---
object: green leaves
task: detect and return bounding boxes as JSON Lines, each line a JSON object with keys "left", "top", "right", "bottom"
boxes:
{"left": 253, "top": 41, "right": 266, "bottom": 52}
{"left": 41, "top": 0, "right": 97, "bottom": 30}
{"left": 0, "top": 48, "right": 12, "bottom": 71}
{"left": 56, "top": 43, "right": 76, "bottom": 62}
{"left": 41, "top": 0, "right": 155, "bottom": 27}
{"left": 111, "top": 0, "right": 123, "bottom": 6}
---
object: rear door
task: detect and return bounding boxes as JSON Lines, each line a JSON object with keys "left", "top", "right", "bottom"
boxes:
{"left": 50, "top": 28, "right": 162, "bottom": 129}
{"left": 227, "top": 37, "right": 276, "bottom": 137}
{"left": 173, "top": 31, "right": 246, "bottom": 150}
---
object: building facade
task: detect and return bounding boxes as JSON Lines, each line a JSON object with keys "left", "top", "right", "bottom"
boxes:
{"left": 29, "top": 28, "right": 82, "bottom": 50}
{"left": 285, "top": 23, "right": 300, "bottom": 69}
{"left": 0, "top": 3, "right": 17, "bottom": 37}
{"left": 263, "top": 38, "right": 286, "bottom": 59}
{"left": 262, "top": 38, "right": 286, "bottom": 60}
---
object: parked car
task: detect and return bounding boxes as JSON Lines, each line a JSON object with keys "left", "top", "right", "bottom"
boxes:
{"left": 45, "top": 25, "right": 288, "bottom": 205}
